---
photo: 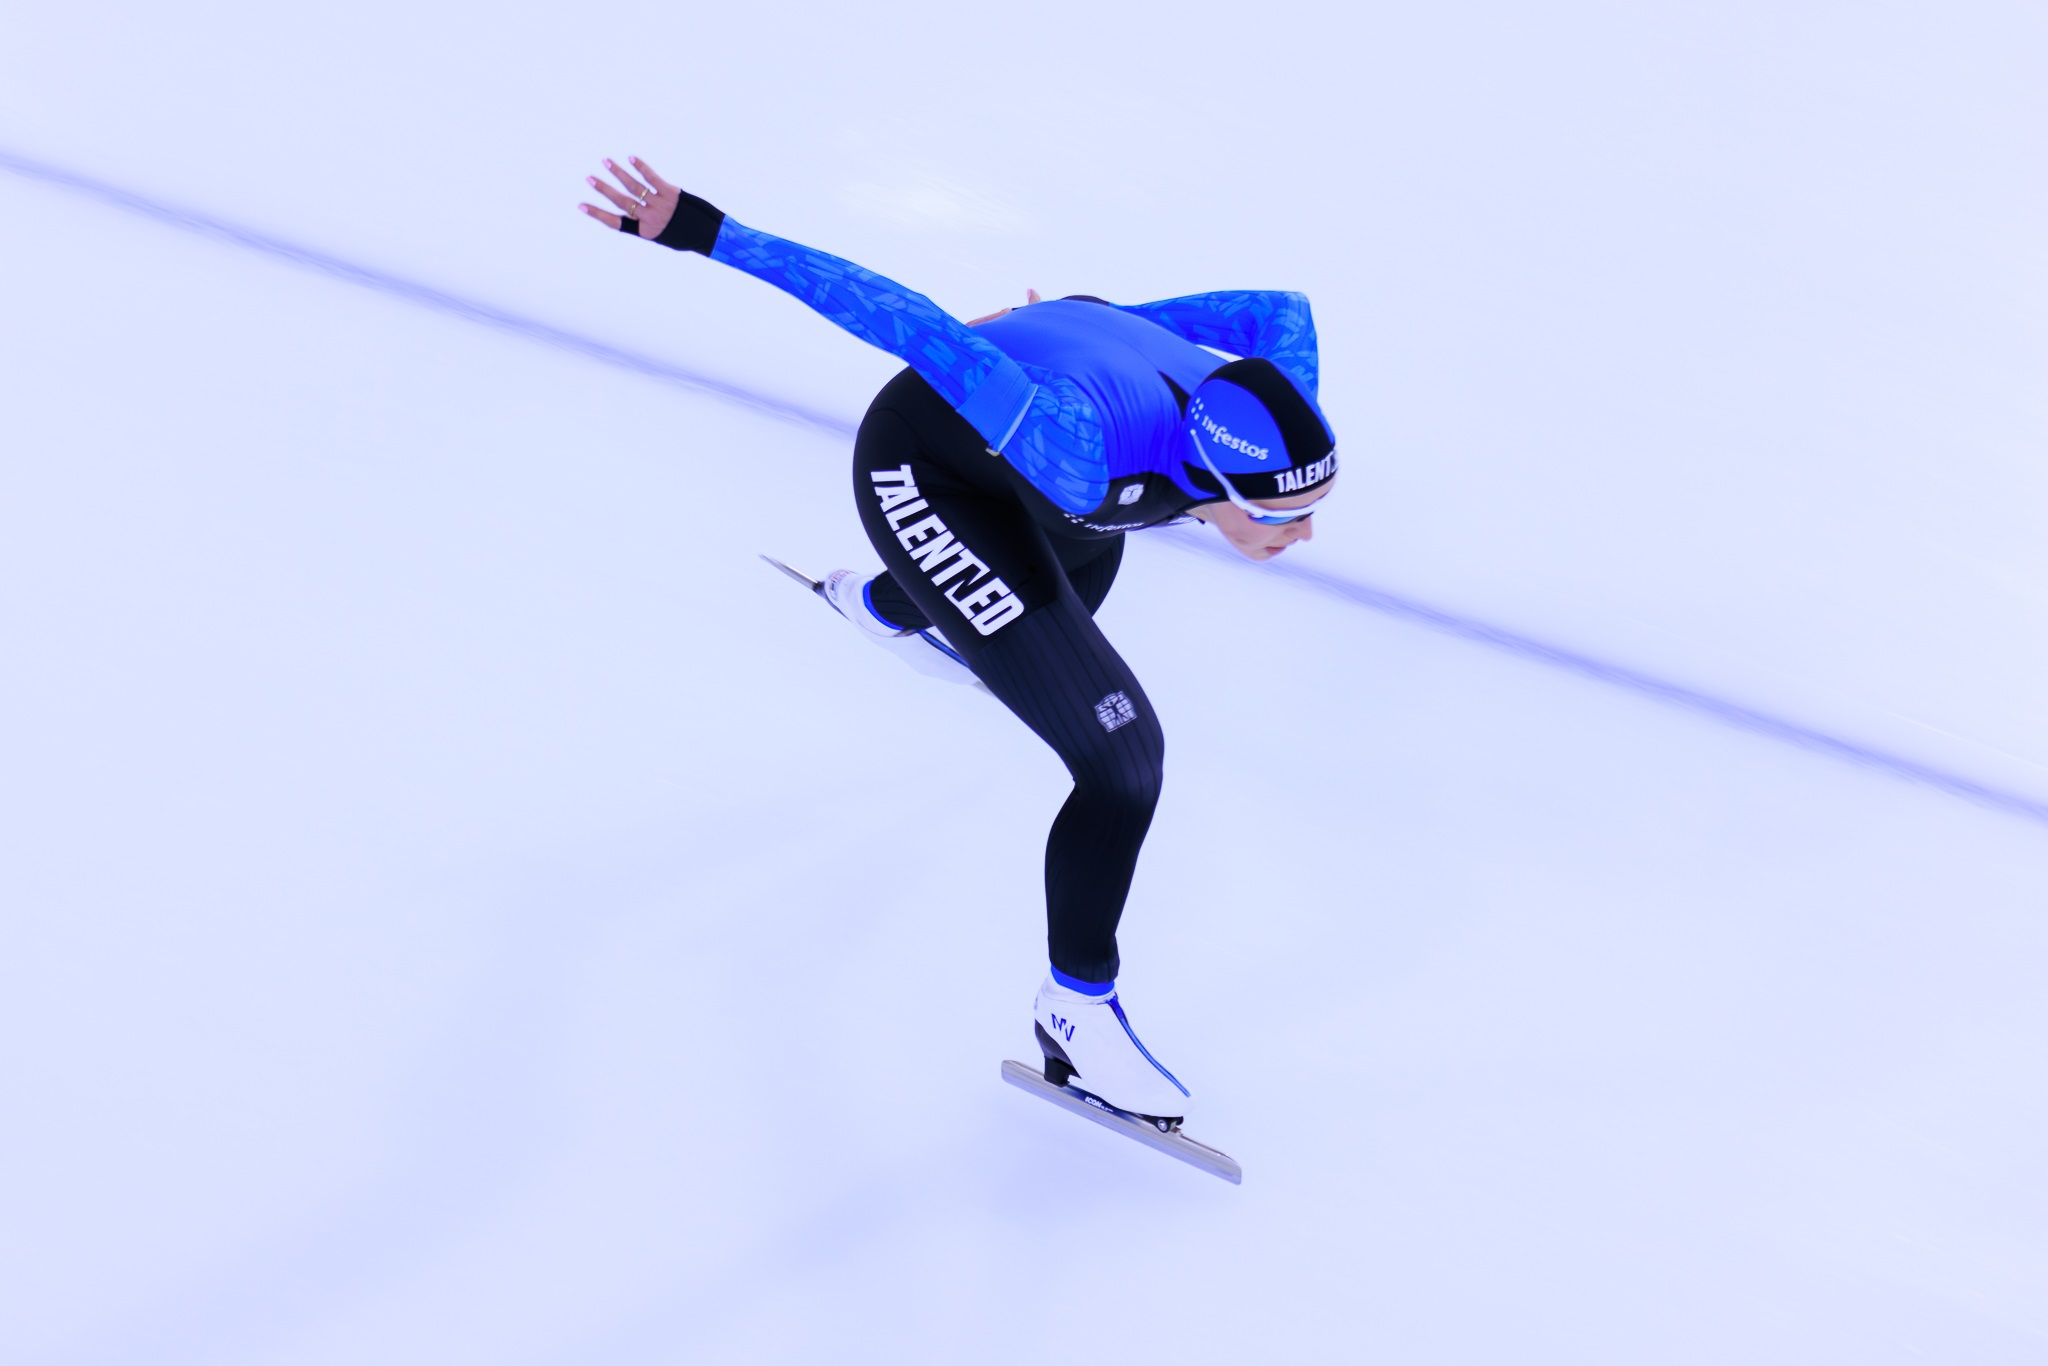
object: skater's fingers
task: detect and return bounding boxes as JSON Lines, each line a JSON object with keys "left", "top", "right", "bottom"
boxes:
{"left": 579, "top": 202, "right": 626, "bottom": 232}
{"left": 602, "top": 158, "right": 653, "bottom": 202}
{"left": 630, "top": 158, "right": 678, "bottom": 195}
{"left": 1026, "top": 288, "right": 1042, "bottom": 304}
{"left": 587, "top": 175, "right": 641, "bottom": 214}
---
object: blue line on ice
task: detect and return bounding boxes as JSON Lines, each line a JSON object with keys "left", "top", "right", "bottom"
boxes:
{"left": 1157, "top": 527, "right": 2048, "bottom": 826}
{"left": 0, "top": 147, "right": 857, "bottom": 438}
{"left": 7, "top": 147, "right": 2044, "bottom": 829}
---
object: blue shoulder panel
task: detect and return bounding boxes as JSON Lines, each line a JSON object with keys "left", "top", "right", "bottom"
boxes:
{"left": 1116, "top": 291, "right": 1321, "bottom": 397}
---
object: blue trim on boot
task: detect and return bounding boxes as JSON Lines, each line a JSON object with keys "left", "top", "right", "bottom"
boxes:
{"left": 1108, "top": 995, "right": 1190, "bottom": 1097}
{"left": 1050, "top": 966, "right": 1115, "bottom": 998}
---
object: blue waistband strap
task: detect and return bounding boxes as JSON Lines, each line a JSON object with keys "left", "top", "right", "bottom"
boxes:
{"left": 1051, "top": 965, "right": 1115, "bottom": 998}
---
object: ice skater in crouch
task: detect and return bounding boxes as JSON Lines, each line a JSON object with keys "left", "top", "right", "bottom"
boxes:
{"left": 581, "top": 157, "right": 1337, "bottom": 1128}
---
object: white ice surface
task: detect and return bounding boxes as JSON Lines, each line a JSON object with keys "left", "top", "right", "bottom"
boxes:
{"left": 3, "top": 3, "right": 2046, "bottom": 1362}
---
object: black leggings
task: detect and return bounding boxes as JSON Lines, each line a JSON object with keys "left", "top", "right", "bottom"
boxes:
{"left": 852, "top": 369, "right": 1164, "bottom": 984}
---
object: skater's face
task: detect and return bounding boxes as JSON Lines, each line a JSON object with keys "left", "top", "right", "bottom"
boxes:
{"left": 1190, "top": 483, "right": 1327, "bottom": 561}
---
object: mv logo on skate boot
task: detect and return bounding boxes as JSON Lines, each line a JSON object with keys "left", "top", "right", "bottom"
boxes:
{"left": 1094, "top": 691, "right": 1138, "bottom": 733}
{"left": 870, "top": 466, "right": 1024, "bottom": 636}
{"left": 1047, "top": 1013, "right": 1076, "bottom": 1042}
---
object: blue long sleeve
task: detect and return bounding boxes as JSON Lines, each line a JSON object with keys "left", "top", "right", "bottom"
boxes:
{"left": 709, "top": 220, "right": 1038, "bottom": 449}
{"left": 687, "top": 224, "right": 1323, "bottom": 519}
{"left": 1116, "top": 291, "right": 1320, "bottom": 397}
{"left": 1002, "top": 378, "right": 1109, "bottom": 514}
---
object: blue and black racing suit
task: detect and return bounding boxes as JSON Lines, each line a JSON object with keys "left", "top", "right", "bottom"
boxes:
{"left": 637, "top": 194, "right": 1322, "bottom": 983}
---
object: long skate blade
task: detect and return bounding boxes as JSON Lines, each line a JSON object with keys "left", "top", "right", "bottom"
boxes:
{"left": 1001, "top": 1060, "right": 1241, "bottom": 1185}
{"left": 759, "top": 553, "right": 823, "bottom": 594}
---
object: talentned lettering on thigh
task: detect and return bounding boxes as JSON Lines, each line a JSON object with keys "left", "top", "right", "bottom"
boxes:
{"left": 871, "top": 465, "right": 1024, "bottom": 636}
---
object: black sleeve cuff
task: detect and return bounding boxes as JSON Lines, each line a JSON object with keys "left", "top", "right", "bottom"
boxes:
{"left": 652, "top": 190, "right": 726, "bottom": 255}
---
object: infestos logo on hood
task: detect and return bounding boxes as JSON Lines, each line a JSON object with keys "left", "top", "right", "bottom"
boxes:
{"left": 1196, "top": 411, "right": 1272, "bottom": 462}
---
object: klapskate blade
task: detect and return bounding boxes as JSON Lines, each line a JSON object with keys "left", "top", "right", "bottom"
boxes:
{"left": 1001, "top": 1060, "right": 1241, "bottom": 1185}
{"left": 759, "top": 554, "right": 823, "bottom": 593}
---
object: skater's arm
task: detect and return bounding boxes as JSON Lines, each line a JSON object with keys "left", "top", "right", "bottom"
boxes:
{"left": 709, "top": 222, "right": 1039, "bottom": 448}
{"left": 1116, "top": 291, "right": 1320, "bottom": 397}
{"left": 578, "top": 158, "right": 1036, "bottom": 452}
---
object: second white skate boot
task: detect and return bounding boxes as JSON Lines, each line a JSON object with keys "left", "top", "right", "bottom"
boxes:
{"left": 1033, "top": 974, "right": 1191, "bottom": 1123}
{"left": 819, "top": 569, "right": 980, "bottom": 687}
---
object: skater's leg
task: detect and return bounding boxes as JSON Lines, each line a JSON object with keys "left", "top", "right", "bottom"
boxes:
{"left": 1058, "top": 535, "right": 1124, "bottom": 618}
{"left": 967, "top": 596, "right": 1163, "bottom": 983}
{"left": 866, "top": 527, "right": 1117, "bottom": 630}
{"left": 850, "top": 410, "right": 1070, "bottom": 635}
{"left": 863, "top": 569, "right": 931, "bottom": 632}
{"left": 850, "top": 369, "right": 1164, "bottom": 981}
{"left": 846, "top": 371, "right": 1184, "bottom": 1113}
{"left": 848, "top": 402, "right": 935, "bottom": 631}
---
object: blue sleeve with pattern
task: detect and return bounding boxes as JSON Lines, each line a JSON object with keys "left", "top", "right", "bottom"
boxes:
{"left": 999, "top": 372, "right": 1108, "bottom": 515}
{"left": 709, "top": 219, "right": 1038, "bottom": 449}
{"left": 1116, "top": 291, "right": 1320, "bottom": 397}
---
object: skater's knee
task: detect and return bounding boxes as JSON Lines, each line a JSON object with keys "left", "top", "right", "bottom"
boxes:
{"left": 1082, "top": 744, "right": 1164, "bottom": 820}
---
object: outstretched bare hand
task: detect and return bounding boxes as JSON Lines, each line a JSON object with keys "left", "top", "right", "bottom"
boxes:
{"left": 578, "top": 157, "right": 681, "bottom": 238}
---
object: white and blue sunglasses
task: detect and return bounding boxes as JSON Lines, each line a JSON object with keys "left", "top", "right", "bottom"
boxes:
{"left": 1189, "top": 433, "right": 1329, "bottom": 524}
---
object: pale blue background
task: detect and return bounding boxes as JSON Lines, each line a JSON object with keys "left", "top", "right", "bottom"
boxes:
{"left": 3, "top": 2, "right": 2045, "bottom": 1361}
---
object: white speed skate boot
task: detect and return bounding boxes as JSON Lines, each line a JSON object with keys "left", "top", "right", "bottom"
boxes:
{"left": 1033, "top": 974, "right": 1191, "bottom": 1124}
{"left": 819, "top": 569, "right": 980, "bottom": 687}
